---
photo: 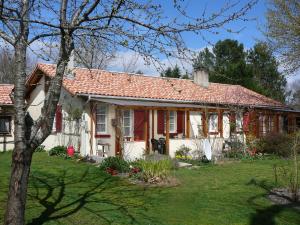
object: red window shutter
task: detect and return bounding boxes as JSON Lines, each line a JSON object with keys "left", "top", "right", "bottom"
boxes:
{"left": 134, "top": 110, "right": 145, "bottom": 141}
{"left": 177, "top": 111, "right": 184, "bottom": 133}
{"left": 157, "top": 110, "right": 164, "bottom": 134}
{"left": 55, "top": 105, "right": 62, "bottom": 133}
{"left": 243, "top": 112, "right": 250, "bottom": 132}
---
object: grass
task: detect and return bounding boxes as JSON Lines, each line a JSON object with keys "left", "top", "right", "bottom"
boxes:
{"left": 0, "top": 152, "right": 299, "bottom": 225}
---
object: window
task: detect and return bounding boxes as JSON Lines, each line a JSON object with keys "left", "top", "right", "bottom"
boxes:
{"left": 0, "top": 116, "right": 11, "bottom": 134}
{"left": 164, "top": 111, "right": 177, "bottom": 133}
{"left": 268, "top": 115, "right": 274, "bottom": 133}
{"left": 259, "top": 114, "right": 267, "bottom": 136}
{"left": 96, "top": 104, "right": 108, "bottom": 134}
{"left": 123, "top": 110, "right": 133, "bottom": 137}
{"left": 236, "top": 113, "right": 243, "bottom": 132}
{"left": 209, "top": 113, "right": 218, "bottom": 133}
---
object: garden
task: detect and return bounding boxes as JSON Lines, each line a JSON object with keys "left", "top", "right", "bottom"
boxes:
{"left": 0, "top": 134, "right": 299, "bottom": 225}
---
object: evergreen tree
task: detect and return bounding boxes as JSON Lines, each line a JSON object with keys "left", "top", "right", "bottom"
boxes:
{"left": 160, "top": 65, "right": 182, "bottom": 78}
{"left": 247, "top": 42, "right": 287, "bottom": 102}
{"left": 193, "top": 39, "right": 286, "bottom": 102}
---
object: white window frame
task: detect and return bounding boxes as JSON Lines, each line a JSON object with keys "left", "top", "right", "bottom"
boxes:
{"left": 164, "top": 111, "right": 177, "bottom": 133}
{"left": 96, "top": 104, "right": 108, "bottom": 134}
{"left": 122, "top": 109, "right": 133, "bottom": 137}
{"left": 209, "top": 113, "right": 218, "bottom": 133}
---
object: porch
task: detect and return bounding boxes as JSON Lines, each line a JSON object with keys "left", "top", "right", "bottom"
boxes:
{"left": 87, "top": 97, "right": 299, "bottom": 161}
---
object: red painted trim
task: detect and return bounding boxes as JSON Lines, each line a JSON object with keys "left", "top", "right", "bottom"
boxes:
{"left": 95, "top": 134, "right": 111, "bottom": 138}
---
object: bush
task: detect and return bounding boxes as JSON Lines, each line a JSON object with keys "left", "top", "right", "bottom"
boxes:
{"left": 224, "top": 141, "right": 244, "bottom": 159}
{"left": 256, "top": 133, "right": 294, "bottom": 157}
{"left": 99, "top": 156, "right": 130, "bottom": 173}
{"left": 175, "top": 145, "right": 192, "bottom": 160}
{"left": 49, "top": 146, "right": 67, "bottom": 156}
{"left": 135, "top": 157, "right": 173, "bottom": 183}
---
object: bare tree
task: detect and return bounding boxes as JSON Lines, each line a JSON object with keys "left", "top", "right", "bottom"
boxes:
{"left": 74, "top": 35, "right": 115, "bottom": 69}
{"left": 0, "top": 0, "right": 257, "bottom": 224}
{"left": 0, "top": 47, "right": 14, "bottom": 83}
{"left": 266, "top": 0, "right": 300, "bottom": 74}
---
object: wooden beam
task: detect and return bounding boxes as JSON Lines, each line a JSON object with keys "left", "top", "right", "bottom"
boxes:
{"left": 152, "top": 109, "right": 155, "bottom": 139}
{"left": 218, "top": 109, "right": 223, "bottom": 137}
{"left": 144, "top": 110, "right": 149, "bottom": 154}
{"left": 186, "top": 110, "right": 190, "bottom": 138}
{"left": 166, "top": 110, "right": 170, "bottom": 155}
{"left": 117, "top": 105, "right": 228, "bottom": 112}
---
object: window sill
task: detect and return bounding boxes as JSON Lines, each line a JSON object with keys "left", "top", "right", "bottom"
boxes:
{"left": 95, "top": 134, "right": 111, "bottom": 138}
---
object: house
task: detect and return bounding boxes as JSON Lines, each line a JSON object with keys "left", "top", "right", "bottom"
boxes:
{"left": 0, "top": 84, "right": 14, "bottom": 151}
{"left": 25, "top": 63, "right": 299, "bottom": 160}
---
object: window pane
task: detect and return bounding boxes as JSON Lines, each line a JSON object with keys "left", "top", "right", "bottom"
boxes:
{"left": 0, "top": 118, "right": 10, "bottom": 133}
{"left": 122, "top": 110, "right": 132, "bottom": 137}
{"left": 124, "top": 127, "right": 130, "bottom": 137}
{"left": 164, "top": 111, "right": 176, "bottom": 132}
{"left": 123, "top": 110, "right": 130, "bottom": 117}
{"left": 209, "top": 114, "right": 218, "bottom": 132}
{"left": 96, "top": 124, "right": 106, "bottom": 133}
{"left": 96, "top": 105, "right": 106, "bottom": 114}
{"left": 123, "top": 117, "right": 130, "bottom": 126}
{"left": 97, "top": 115, "right": 106, "bottom": 123}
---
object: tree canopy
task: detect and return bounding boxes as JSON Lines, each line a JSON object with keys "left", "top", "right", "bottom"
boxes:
{"left": 193, "top": 39, "right": 287, "bottom": 102}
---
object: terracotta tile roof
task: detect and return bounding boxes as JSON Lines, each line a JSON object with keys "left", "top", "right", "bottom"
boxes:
{"left": 31, "top": 63, "right": 285, "bottom": 108}
{"left": 0, "top": 84, "right": 13, "bottom": 105}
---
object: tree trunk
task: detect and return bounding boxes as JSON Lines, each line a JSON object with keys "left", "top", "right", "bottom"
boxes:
{"left": 4, "top": 42, "right": 31, "bottom": 225}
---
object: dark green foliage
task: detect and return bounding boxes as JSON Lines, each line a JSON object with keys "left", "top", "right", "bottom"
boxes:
{"left": 99, "top": 156, "right": 130, "bottom": 173}
{"left": 193, "top": 39, "right": 287, "bottom": 102}
{"left": 34, "top": 145, "right": 46, "bottom": 152}
{"left": 160, "top": 65, "right": 189, "bottom": 79}
{"left": 247, "top": 42, "right": 287, "bottom": 102}
{"left": 256, "top": 133, "right": 295, "bottom": 157}
{"left": 48, "top": 146, "right": 67, "bottom": 156}
{"left": 175, "top": 145, "right": 191, "bottom": 159}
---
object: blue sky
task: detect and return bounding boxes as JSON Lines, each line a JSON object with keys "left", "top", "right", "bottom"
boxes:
{"left": 161, "top": 0, "right": 267, "bottom": 49}
{"left": 107, "top": 0, "right": 299, "bottom": 86}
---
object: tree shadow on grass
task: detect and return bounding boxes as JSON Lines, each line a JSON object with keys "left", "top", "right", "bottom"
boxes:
{"left": 26, "top": 168, "right": 160, "bottom": 225}
{"left": 246, "top": 179, "right": 300, "bottom": 225}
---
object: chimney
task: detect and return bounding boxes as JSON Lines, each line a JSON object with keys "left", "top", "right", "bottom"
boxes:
{"left": 193, "top": 69, "right": 209, "bottom": 88}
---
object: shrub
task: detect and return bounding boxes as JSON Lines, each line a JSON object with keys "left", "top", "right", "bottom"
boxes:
{"left": 175, "top": 145, "right": 192, "bottom": 160}
{"left": 49, "top": 146, "right": 67, "bottom": 156}
{"left": 256, "top": 133, "right": 294, "bottom": 157}
{"left": 135, "top": 157, "right": 173, "bottom": 183}
{"left": 99, "top": 156, "right": 130, "bottom": 173}
{"left": 35, "top": 145, "right": 46, "bottom": 152}
{"left": 224, "top": 142, "right": 244, "bottom": 159}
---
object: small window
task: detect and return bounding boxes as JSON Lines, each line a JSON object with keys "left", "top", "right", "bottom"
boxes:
{"left": 164, "top": 111, "right": 177, "bottom": 133}
{"left": 209, "top": 113, "right": 218, "bottom": 133}
{"left": 0, "top": 116, "right": 11, "bottom": 134}
{"left": 96, "top": 104, "right": 108, "bottom": 134}
{"left": 123, "top": 110, "right": 133, "bottom": 137}
{"left": 236, "top": 113, "right": 243, "bottom": 132}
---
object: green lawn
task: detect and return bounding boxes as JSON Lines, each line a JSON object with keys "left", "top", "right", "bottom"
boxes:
{"left": 0, "top": 152, "right": 299, "bottom": 225}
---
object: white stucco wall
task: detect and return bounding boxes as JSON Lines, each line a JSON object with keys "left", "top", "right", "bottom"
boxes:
{"left": 27, "top": 76, "right": 46, "bottom": 121}
{"left": 169, "top": 138, "right": 223, "bottom": 158}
